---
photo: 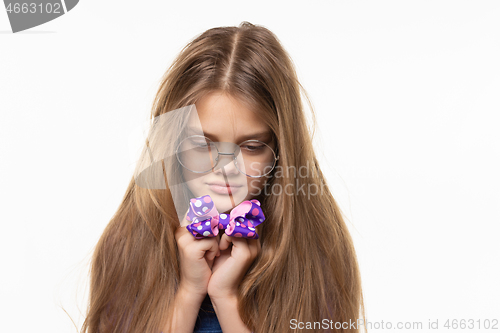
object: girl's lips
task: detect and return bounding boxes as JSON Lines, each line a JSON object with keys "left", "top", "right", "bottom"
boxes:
{"left": 206, "top": 183, "right": 242, "bottom": 195}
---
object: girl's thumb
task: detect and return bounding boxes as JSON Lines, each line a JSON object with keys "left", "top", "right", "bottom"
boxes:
{"left": 206, "top": 255, "right": 214, "bottom": 269}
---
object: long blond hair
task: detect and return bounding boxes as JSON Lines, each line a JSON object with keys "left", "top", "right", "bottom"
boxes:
{"left": 81, "top": 21, "right": 365, "bottom": 333}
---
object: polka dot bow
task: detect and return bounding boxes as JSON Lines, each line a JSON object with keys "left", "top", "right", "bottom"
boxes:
{"left": 185, "top": 194, "right": 265, "bottom": 239}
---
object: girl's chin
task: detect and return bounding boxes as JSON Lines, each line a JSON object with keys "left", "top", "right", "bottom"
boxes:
{"left": 188, "top": 186, "right": 250, "bottom": 211}
{"left": 215, "top": 201, "right": 239, "bottom": 213}
{"left": 214, "top": 197, "right": 248, "bottom": 213}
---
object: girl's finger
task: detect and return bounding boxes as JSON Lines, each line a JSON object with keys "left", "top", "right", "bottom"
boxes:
{"left": 219, "top": 233, "right": 233, "bottom": 251}
{"left": 248, "top": 238, "right": 261, "bottom": 259}
{"left": 220, "top": 233, "right": 247, "bottom": 251}
{"left": 205, "top": 237, "right": 220, "bottom": 261}
{"left": 206, "top": 253, "right": 214, "bottom": 269}
{"left": 247, "top": 238, "right": 260, "bottom": 258}
{"left": 176, "top": 226, "right": 220, "bottom": 259}
{"left": 220, "top": 234, "right": 253, "bottom": 258}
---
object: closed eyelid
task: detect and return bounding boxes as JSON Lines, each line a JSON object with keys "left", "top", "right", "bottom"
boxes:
{"left": 185, "top": 127, "right": 272, "bottom": 143}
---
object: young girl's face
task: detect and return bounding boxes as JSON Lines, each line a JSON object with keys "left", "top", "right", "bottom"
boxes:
{"left": 181, "top": 91, "right": 272, "bottom": 214}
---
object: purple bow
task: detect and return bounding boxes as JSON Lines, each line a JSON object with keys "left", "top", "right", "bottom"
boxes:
{"left": 185, "top": 194, "right": 265, "bottom": 239}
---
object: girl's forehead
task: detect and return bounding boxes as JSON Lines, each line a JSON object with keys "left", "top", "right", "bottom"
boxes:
{"left": 189, "top": 92, "right": 270, "bottom": 140}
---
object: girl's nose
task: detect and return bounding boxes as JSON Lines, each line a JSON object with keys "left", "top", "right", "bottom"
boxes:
{"left": 213, "top": 154, "right": 240, "bottom": 176}
{"left": 212, "top": 142, "right": 240, "bottom": 176}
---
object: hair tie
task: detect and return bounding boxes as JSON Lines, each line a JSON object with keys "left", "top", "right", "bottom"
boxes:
{"left": 186, "top": 195, "right": 265, "bottom": 239}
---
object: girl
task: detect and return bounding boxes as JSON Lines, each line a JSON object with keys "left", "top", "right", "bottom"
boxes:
{"left": 81, "top": 22, "right": 365, "bottom": 333}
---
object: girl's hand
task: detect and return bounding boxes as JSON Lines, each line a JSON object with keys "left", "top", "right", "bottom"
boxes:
{"left": 207, "top": 233, "right": 261, "bottom": 300}
{"left": 174, "top": 213, "right": 220, "bottom": 298}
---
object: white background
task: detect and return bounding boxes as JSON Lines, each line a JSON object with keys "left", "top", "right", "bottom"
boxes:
{"left": 1, "top": 1, "right": 499, "bottom": 332}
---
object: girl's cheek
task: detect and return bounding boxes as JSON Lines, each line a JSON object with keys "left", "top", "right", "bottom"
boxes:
{"left": 182, "top": 171, "right": 205, "bottom": 197}
{"left": 247, "top": 178, "right": 265, "bottom": 196}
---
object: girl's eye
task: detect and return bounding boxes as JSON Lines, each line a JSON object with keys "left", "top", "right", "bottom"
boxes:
{"left": 189, "top": 140, "right": 210, "bottom": 148}
{"left": 241, "top": 144, "right": 265, "bottom": 152}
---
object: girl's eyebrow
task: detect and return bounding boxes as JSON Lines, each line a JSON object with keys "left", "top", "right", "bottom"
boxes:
{"left": 186, "top": 126, "right": 271, "bottom": 142}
